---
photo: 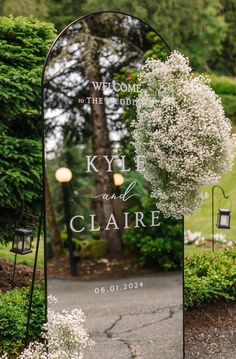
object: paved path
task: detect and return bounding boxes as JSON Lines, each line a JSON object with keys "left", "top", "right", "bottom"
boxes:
{"left": 48, "top": 273, "right": 183, "bottom": 359}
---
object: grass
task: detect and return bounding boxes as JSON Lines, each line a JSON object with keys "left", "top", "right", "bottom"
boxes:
{"left": 184, "top": 245, "right": 212, "bottom": 257}
{"left": 185, "top": 75, "right": 236, "bottom": 242}
{"left": 210, "top": 74, "right": 236, "bottom": 96}
{"left": 0, "top": 238, "right": 44, "bottom": 268}
{"left": 183, "top": 244, "right": 230, "bottom": 257}
{"left": 185, "top": 152, "right": 236, "bottom": 242}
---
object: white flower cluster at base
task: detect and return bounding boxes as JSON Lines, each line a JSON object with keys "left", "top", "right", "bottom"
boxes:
{"left": 133, "top": 51, "right": 234, "bottom": 218}
{"left": 184, "top": 230, "right": 235, "bottom": 247}
{"left": 0, "top": 296, "right": 94, "bottom": 359}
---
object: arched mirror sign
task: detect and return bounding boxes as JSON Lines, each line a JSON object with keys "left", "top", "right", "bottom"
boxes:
{"left": 43, "top": 12, "right": 183, "bottom": 359}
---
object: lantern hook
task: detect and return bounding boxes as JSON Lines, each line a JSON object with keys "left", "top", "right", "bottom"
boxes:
{"left": 211, "top": 185, "right": 231, "bottom": 252}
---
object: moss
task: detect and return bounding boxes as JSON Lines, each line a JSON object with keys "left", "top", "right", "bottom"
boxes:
{"left": 76, "top": 239, "right": 109, "bottom": 259}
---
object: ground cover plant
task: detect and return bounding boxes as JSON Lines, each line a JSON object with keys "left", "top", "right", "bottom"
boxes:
{"left": 123, "top": 197, "right": 182, "bottom": 270}
{"left": 0, "top": 285, "right": 45, "bottom": 355}
{"left": 0, "top": 296, "right": 94, "bottom": 359}
{"left": 184, "top": 248, "right": 236, "bottom": 309}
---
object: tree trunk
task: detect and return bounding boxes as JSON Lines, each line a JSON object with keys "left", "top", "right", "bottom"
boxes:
{"left": 84, "top": 26, "right": 122, "bottom": 256}
{"left": 45, "top": 173, "right": 64, "bottom": 257}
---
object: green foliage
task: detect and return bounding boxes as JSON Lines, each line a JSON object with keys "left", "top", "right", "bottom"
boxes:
{"left": 219, "top": 0, "right": 236, "bottom": 75}
{"left": 221, "top": 95, "right": 236, "bottom": 125}
{"left": 1, "top": 0, "right": 49, "bottom": 19}
{"left": 0, "top": 240, "right": 44, "bottom": 267}
{"left": 123, "top": 196, "right": 182, "bottom": 270}
{"left": 45, "top": 0, "right": 236, "bottom": 75}
{"left": 46, "top": 144, "right": 95, "bottom": 234}
{"left": 2, "top": 1, "right": 236, "bottom": 75}
{"left": 61, "top": 231, "right": 109, "bottom": 259}
{"left": 185, "top": 150, "right": 236, "bottom": 242}
{"left": 144, "top": 31, "right": 170, "bottom": 60}
{"left": 74, "top": 238, "right": 109, "bottom": 259}
{"left": 184, "top": 248, "right": 236, "bottom": 309}
{"left": 0, "top": 137, "right": 42, "bottom": 207}
{"left": 114, "top": 33, "right": 169, "bottom": 168}
{"left": 0, "top": 16, "right": 55, "bottom": 134}
{"left": 209, "top": 75, "right": 236, "bottom": 124}
{"left": 0, "top": 16, "right": 56, "bottom": 244}
{"left": 82, "top": 0, "right": 226, "bottom": 72}
{"left": 0, "top": 285, "right": 45, "bottom": 354}
{"left": 47, "top": 0, "right": 86, "bottom": 31}
{"left": 211, "top": 75, "right": 236, "bottom": 96}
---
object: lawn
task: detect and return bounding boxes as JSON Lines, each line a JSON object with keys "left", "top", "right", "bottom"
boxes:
{"left": 184, "top": 245, "right": 212, "bottom": 257}
{"left": 0, "top": 238, "right": 44, "bottom": 268}
{"left": 185, "top": 151, "right": 236, "bottom": 242}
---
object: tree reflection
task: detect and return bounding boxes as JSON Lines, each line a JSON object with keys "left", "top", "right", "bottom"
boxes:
{"left": 44, "top": 12, "right": 169, "bottom": 255}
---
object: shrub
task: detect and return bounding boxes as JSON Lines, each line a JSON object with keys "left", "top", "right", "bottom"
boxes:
{"left": 0, "top": 285, "right": 45, "bottom": 354}
{"left": 210, "top": 75, "right": 236, "bottom": 96}
{"left": 1, "top": 296, "right": 94, "bottom": 359}
{"left": 0, "top": 17, "right": 56, "bottom": 244}
{"left": 72, "top": 238, "right": 109, "bottom": 259}
{"left": 123, "top": 196, "right": 182, "bottom": 270}
{"left": 184, "top": 248, "right": 236, "bottom": 309}
{"left": 210, "top": 75, "right": 236, "bottom": 124}
{"left": 221, "top": 94, "right": 236, "bottom": 124}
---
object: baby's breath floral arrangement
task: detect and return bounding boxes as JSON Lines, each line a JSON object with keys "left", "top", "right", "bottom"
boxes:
{"left": 0, "top": 296, "right": 94, "bottom": 359}
{"left": 133, "top": 51, "right": 234, "bottom": 218}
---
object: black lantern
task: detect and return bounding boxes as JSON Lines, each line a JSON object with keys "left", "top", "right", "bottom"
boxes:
{"left": 217, "top": 208, "right": 231, "bottom": 229}
{"left": 212, "top": 185, "right": 231, "bottom": 252}
{"left": 11, "top": 228, "right": 33, "bottom": 255}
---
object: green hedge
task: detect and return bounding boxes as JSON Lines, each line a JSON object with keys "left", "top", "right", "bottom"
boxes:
{"left": 184, "top": 248, "right": 236, "bottom": 310}
{"left": 123, "top": 197, "right": 182, "bottom": 270}
{"left": 220, "top": 94, "right": 236, "bottom": 124}
{"left": 210, "top": 75, "right": 236, "bottom": 124}
{"left": 211, "top": 75, "right": 236, "bottom": 96}
{"left": 0, "top": 17, "right": 56, "bottom": 244}
{"left": 0, "top": 285, "right": 45, "bottom": 354}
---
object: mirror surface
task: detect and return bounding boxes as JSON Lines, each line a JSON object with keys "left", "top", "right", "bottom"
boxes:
{"left": 44, "top": 12, "right": 183, "bottom": 359}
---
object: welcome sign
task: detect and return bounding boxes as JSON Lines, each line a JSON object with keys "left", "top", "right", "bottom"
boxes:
{"left": 70, "top": 154, "right": 161, "bottom": 233}
{"left": 44, "top": 12, "right": 183, "bottom": 358}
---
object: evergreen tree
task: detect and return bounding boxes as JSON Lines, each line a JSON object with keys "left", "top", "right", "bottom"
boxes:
{"left": 0, "top": 16, "right": 55, "bottom": 243}
{"left": 0, "top": 0, "right": 49, "bottom": 18}
{"left": 47, "top": 0, "right": 86, "bottom": 31}
{"left": 82, "top": 0, "right": 227, "bottom": 71}
{"left": 220, "top": 0, "right": 236, "bottom": 75}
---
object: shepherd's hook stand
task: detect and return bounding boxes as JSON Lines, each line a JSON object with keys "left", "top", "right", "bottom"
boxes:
{"left": 211, "top": 185, "right": 229, "bottom": 252}
{"left": 25, "top": 207, "right": 43, "bottom": 345}
{"left": 12, "top": 253, "right": 17, "bottom": 286}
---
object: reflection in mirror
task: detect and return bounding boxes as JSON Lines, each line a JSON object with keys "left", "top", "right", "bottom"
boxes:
{"left": 44, "top": 12, "right": 183, "bottom": 359}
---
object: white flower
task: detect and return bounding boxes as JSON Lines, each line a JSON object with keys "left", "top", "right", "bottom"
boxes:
{"left": 213, "top": 233, "right": 226, "bottom": 243}
{"left": 47, "top": 295, "right": 58, "bottom": 306}
{"left": 1, "top": 297, "right": 94, "bottom": 359}
{"left": 18, "top": 342, "right": 48, "bottom": 359}
{"left": 44, "top": 307, "right": 94, "bottom": 359}
{"left": 184, "top": 230, "right": 204, "bottom": 244}
{"left": 133, "top": 51, "right": 234, "bottom": 218}
{"left": 194, "top": 238, "right": 205, "bottom": 246}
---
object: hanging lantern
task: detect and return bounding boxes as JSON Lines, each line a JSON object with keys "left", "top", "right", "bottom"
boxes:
{"left": 217, "top": 208, "right": 231, "bottom": 229}
{"left": 10, "top": 228, "right": 33, "bottom": 255}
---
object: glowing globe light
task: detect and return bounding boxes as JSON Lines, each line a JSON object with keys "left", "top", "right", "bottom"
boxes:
{"left": 113, "top": 173, "right": 124, "bottom": 187}
{"left": 55, "top": 167, "right": 72, "bottom": 183}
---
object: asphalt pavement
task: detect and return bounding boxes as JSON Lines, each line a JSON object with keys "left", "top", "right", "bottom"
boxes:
{"left": 48, "top": 272, "right": 183, "bottom": 359}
